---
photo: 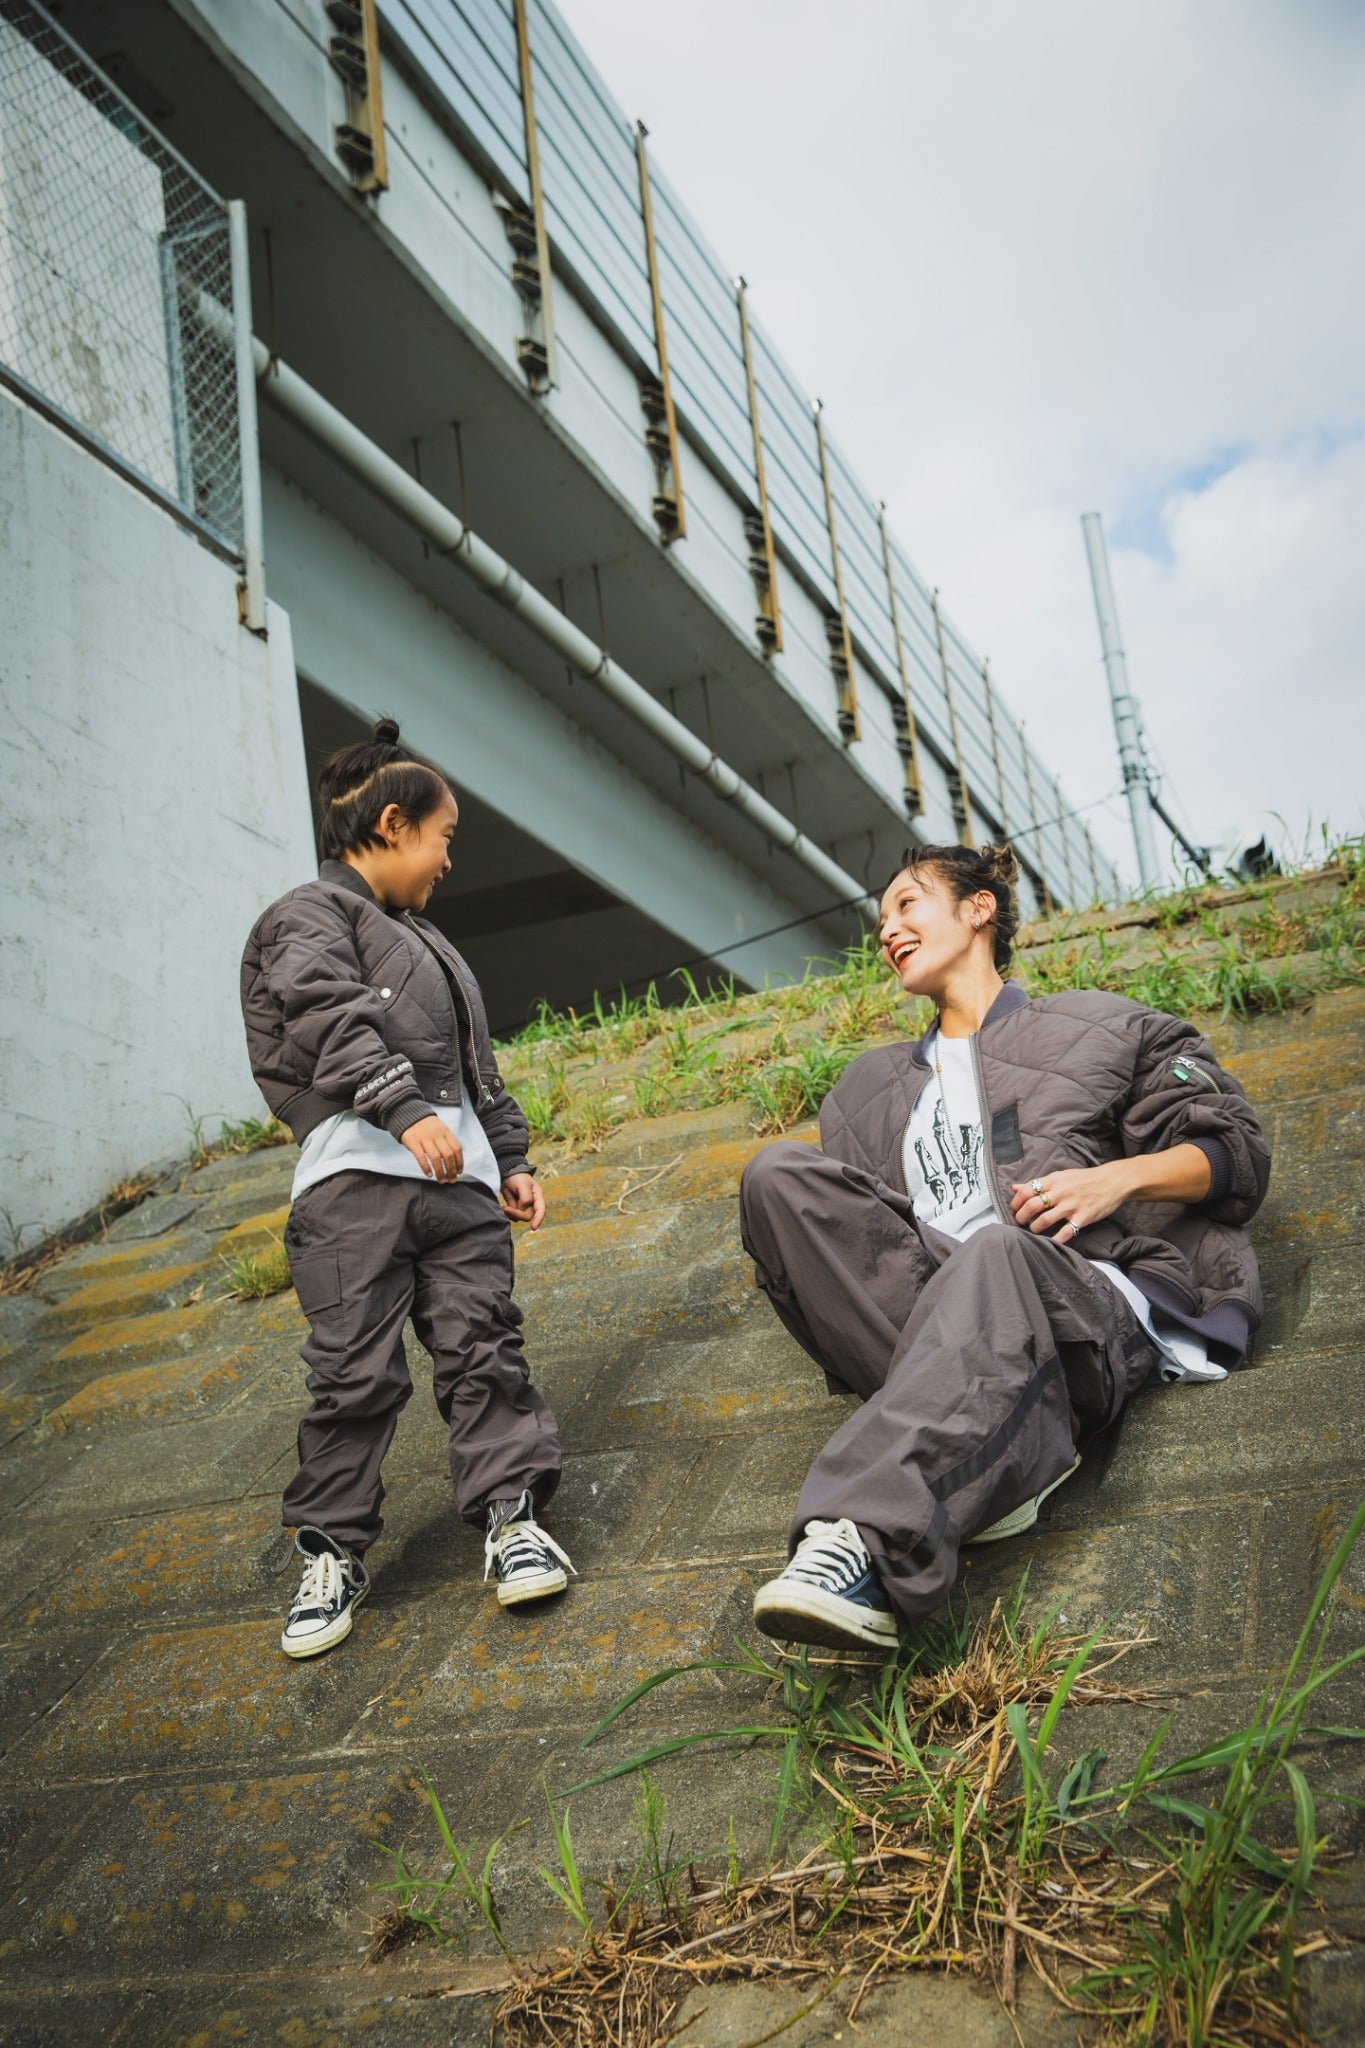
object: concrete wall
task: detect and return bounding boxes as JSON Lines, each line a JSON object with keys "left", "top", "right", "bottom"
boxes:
{"left": 0, "top": 387, "right": 313, "bottom": 1244}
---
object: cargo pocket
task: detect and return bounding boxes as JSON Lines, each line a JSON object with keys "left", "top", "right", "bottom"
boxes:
{"left": 492, "top": 1292, "right": 525, "bottom": 1336}
{"left": 288, "top": 1250, "right": 343, "bottom": 1320}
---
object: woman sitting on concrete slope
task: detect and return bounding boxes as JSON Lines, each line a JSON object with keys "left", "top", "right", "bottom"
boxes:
{"left": 741, "top": 842, "right": 1270, "bottom": 1654}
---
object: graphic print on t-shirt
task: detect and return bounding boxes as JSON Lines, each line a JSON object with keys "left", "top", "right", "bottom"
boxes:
{"left": 901, "top": 1030, "right": 996, "bottom": 1242}
{"left": 913, "top": 1088, "right": 985, "bottom": 1221}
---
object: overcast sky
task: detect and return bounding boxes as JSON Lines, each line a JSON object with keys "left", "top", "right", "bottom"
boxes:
{"left": 558, "top": 0, "right": 1365, "bottom": 888}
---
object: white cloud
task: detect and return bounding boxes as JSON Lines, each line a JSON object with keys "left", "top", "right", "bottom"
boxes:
{"left": 557, "top": 0, "right": 1365, "bottom": 882}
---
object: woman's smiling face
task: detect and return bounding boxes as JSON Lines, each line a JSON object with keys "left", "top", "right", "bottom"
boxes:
{"left": 878, "top": 864, "right": 981, "bottom": 997}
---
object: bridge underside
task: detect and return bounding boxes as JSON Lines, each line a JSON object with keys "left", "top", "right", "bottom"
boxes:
{"left": 297, "top": 679, "right": 763, "bottom": 1036}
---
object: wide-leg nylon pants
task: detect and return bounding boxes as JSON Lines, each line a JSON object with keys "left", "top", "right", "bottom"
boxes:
{"left": 739, "top": 1141, "right": 1159, "bottom": 1626}
{"left": 282, "top": 1170, "right": 561, "bottom": 1554}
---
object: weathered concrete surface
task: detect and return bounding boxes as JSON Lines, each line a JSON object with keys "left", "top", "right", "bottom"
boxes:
{"left": 0, "top": 984, "right": 1362, "bottom": 2041}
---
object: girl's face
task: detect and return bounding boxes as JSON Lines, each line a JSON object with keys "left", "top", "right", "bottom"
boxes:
{"left": 878, "top": 866, "right": 989, "bottom": 997}
{"left": 378, "top": 789, "right": 459, "bottom": 910}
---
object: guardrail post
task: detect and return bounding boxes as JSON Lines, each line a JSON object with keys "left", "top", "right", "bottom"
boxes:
{"left": 876, "top": 504, "right": 923, "bottom": 819}
{"left": 1019, "top": 727, "right": 1054, "bottom": 914}
{"left": 930, "top": 588, "right": 973, "bottom": 846}
{"left": 510, "top": 0, "right": 558, "bottom": 389}
{"left": 734, "top": 277, "right": 782, "bottom": 655}
{"left": 634, "top": 122, "right": 684, "bottom": 543}
{"left": 227, "top": 199, "right": 266, "bottom": 633}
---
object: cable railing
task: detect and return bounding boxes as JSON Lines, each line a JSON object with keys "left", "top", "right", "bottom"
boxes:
{"left": 377, "top": 0, "right": 1122, "bottom": 904}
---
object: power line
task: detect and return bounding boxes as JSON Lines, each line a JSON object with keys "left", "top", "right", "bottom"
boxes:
{"left": 1004, "top": 787, "right": 1121, "bottom": 849}
{"left": 490, "top": 792, "right": 1133, "bottom": 1036}
{"left": 490, "top": 891, "right": 871, "bottom": 1040}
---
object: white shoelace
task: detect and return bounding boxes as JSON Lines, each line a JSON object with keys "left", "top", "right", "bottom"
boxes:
{"left": 783, "top": 1517, "right": 869, "bottom": 1592}
{"left": 292, "top": 1549, "right": 344, "bottom": 1616}
{"left": 484, "top": 1516, "right": 576, "bottom": 1582}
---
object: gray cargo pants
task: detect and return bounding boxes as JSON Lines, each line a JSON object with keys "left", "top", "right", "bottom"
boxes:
{"left": 282, "top": 1170, "right": 561, "bottom": 1554}
{"left": 739, "top": 1142, "right": 1159, "bottom": 1626}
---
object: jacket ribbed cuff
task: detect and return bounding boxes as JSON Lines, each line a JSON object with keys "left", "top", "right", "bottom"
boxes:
{"left": 495, "top": 1154, "right": 534, "bottom": 1185}
{"left": 1190, "top": 1136, "right": 1234, "bottom": 1205}
{"left": 382, "top": 1095, "right": 436, "bottom": 1141}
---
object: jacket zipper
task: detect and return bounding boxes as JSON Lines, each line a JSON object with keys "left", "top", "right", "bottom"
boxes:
{"left": 403, "top": 917, "right": 491, "bottom": 1111}
{"left": 968, "top": 1031, "right": 1015, "bottom": 1230}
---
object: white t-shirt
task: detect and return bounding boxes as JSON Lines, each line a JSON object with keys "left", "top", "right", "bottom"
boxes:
{"left": 902, "top": 1031, "right": 997, "bottom": 1242}
{"left": 292, "top": 1097, "right": 503, "bottom": 1202}
{"left": 902, "top": 1026, "right": 1226, "bottom": 1385}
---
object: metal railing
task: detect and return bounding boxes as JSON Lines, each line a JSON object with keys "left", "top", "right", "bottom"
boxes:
{"left": 0, "top": 0, "right": 248, "bottom": 560}
{"left": 380, "top": 0, "right": 1123, "bottom": 905}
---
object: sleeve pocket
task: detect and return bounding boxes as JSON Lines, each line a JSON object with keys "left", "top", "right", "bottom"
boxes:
{"left": 288, "top": 1251, "right": 343, "bottom": 1317}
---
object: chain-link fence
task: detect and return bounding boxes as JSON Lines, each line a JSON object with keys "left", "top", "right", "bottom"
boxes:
{"left": 0, "top": 0, "right": 244, "bottom": 554}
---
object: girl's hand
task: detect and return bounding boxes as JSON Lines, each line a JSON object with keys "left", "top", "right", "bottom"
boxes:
{"left": 1010, "top": 1162, "right": 1136, "bottom": 1243}
{"left": 401, "top": 1115, "right": 464, "bottom": 1182}
{"left": 501, "top": 1174, "right": 546, "bottom": 1230}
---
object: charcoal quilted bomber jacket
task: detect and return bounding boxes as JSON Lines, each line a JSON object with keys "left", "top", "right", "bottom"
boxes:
{"left": 240, "top": 861, "right": 532, "bottom": 1180}
{"left": 818, "top": 982, "right": 1271, "bottom": 1360}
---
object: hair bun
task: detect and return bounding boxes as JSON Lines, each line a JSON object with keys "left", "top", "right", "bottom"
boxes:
{"left": 980, "top": 841, "right": 1019, "bottom": 886}
{"left": 373, "top": 715, "right": 401, "bottom": 745}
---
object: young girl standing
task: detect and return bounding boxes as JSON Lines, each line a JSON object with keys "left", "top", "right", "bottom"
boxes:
{"left": 241, "top": 718, "right": 572, "bottom": 1657}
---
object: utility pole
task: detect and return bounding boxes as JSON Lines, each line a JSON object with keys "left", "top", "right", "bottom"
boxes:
{"left": 1081, "top": 510, "right": 1159, "bottom": 891}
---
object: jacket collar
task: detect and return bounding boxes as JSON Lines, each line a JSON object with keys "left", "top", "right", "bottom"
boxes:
{"left": 910, "top": 978, "right": 1030, "bottom": 1067}
{"left": 320, "top": 859, "right": 384, "bottom": 909}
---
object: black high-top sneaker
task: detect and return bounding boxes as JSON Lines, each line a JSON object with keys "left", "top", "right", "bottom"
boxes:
{"left": 753, "top": 1518, "right": 899, "bottom": 1651}
{"left": 484, "top": 1490, "right": 575, "bottom": 1608}
{"left": 280, "top": 1526, "right": 369, "bottom": 1658}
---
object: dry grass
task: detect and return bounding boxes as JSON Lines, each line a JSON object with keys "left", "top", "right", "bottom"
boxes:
{"left": 489, "top": 1604, "right": 1176, "bottom": 2048}
{"left": 0, "top": 1172, "right": 156, "bottom": 1296}
{"left": 377, "top": 1528, "right": 1365, "bottom": 2048}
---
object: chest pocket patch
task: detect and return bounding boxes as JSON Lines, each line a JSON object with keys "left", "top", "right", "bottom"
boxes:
{"left": 991, "top": 1103, "right": 1024, "bottom": 1163}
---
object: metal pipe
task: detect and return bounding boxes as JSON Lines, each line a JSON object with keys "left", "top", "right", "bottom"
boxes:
{"left": 1150, "top": 791, "right": 1213, "bottom": 877}
{"left": 227, "top": 201, "right": 266, "bottom": 631}
{"left": 1081, "top": 511, "right": 1158, "bottom": 890}
{"left": 248, "top": 339, "right": 877, "bottom": 921}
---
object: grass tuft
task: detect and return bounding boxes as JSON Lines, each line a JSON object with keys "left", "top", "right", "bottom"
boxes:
{"left": 192, "top": 1113, "right": 291, "bottom": 1169}
{"left": 374, "top": 1508, "right": 1365, "bottom": 2046}
{"left": 495, "top": 841, "right": 1364, "bottom": 1170}
{"left": 220, "top": 1237, "right": 292, "bottom": 1299}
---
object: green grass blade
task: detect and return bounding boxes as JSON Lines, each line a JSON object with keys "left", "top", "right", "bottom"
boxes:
{"left": 1034, "top": 1624, "right": 1109, "bottom": 1760}
{"left": 1277, "top": 1497, "right": 1365, "bottom": 1699}
{"left": 1281, "top": 1757, "right": 1319, "bottom": 1897}
{"left": 1142, "top": 1791, "right": 1289, "bottom": 1882}
{"left": 564, "top": 1725, "right": 789, "bottom": 1795}
{"left": 1005, "top": 1701, "right": 1046, "bottom": 1799}
{"left": 579, "top": 1656, "right": 774, "bottom": 1745}
{"left": 769, "top": 1732, "right": 800, "bottom": 1857}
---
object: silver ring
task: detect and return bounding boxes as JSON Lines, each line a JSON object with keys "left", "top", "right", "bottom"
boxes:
{"left": 1065, "top": 1220, "right": 1078, "bottom": 1237}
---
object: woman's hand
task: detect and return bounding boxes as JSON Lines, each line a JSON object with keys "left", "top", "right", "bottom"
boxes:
{"left": 1011, "top": 1144, "right": 1214, "bottom": 1244}
{"left": 400, "top": 1115, "right": 464, "bottom": 1182}
{"left": 1010, "top": 1163, "right": 1135, "bottom": 1242}
{"left": 501, "top": 1173, "right": 546, "bottom": 1229}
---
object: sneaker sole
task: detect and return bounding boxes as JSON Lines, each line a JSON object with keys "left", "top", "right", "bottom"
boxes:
{"left": 281, "top": 1580, "right": 368, "bottom": 1658}
{"left": 753, "top": 1582, "right": 899, "bottom": 1652}
{"left": 497, "top": 1565, "right": 568, "bottom": 1608}
{"left": 965, "top": 1454, "right": 1082, "bottom": 1545}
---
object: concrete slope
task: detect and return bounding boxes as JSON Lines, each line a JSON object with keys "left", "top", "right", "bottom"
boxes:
{"left": 0, "top": 965, "right": 1362, "bottom": 2040}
